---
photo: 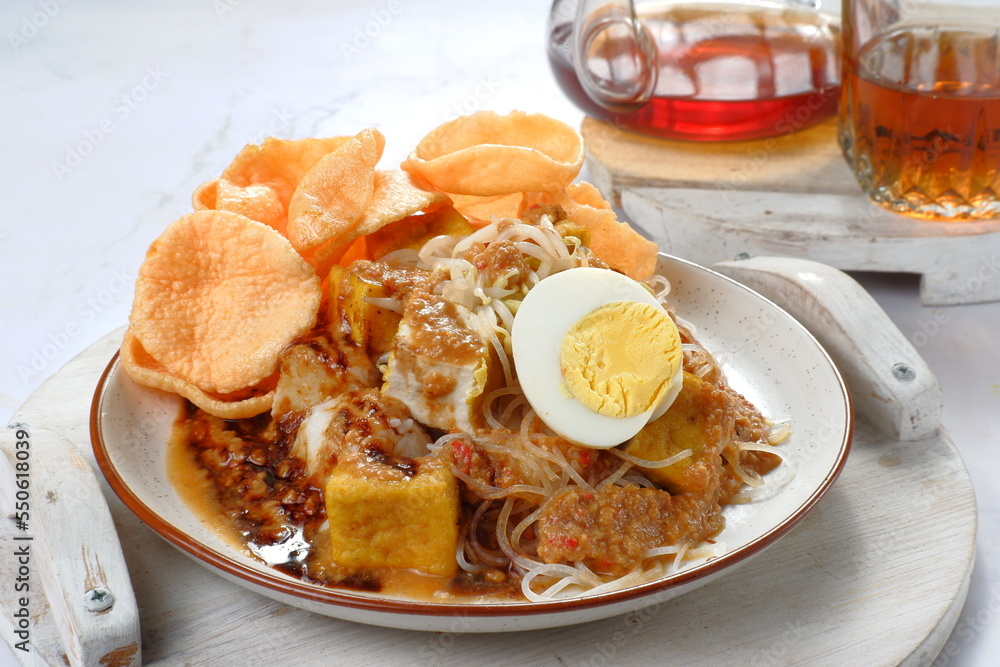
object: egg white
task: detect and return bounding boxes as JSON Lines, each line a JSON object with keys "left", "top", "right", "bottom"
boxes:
{"left": 511, "top": 267, "right": 683, "bottom": 449}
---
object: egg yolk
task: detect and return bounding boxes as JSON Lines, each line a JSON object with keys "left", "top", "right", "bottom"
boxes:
{"left": 559, "top": 301, "right": 682, "bottom": 418}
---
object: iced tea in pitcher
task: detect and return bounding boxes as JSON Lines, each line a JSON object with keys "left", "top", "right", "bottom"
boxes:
{"left": 548, "top": 0, "right": 841, "bottom": 141}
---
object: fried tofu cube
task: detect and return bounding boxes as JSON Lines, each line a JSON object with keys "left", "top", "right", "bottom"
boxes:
{"left": 622, "top": 372, "right": 730, "bottom": 494}
{"left": 365, "top": 204, "right": 474, "bottom": 260}
{"left": 332, "top": 261, "right": 431, "bottom": 358}
{"left": 381, "top": 291, "right": 500, "bottom": 433}
{"left": 325, "top": 463, "right": 459, "bottom": 576}
{"left": 343, "top": 271, "right": 402, "bottom": 357}
{"left": 325, "top": 264, "right": 346, "bottom": 331}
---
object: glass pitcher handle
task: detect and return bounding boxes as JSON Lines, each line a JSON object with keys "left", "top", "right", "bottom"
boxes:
{"left": 572, "top": 0, "right": 658, "bottom": 112}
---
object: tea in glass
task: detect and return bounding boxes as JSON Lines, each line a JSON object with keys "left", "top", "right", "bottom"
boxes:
{"left": 839, "top": 2, "right": 1000, "bottom": 220}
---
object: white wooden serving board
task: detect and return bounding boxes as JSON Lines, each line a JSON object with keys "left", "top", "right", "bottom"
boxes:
{"left": 0, "top": 312, "right": 976, "bottom": 665}
{"left": 583, "top": 117, "right": 1000, "bottom": 306}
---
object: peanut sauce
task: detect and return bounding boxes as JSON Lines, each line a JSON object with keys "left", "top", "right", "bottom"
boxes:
{"left": 403, "top": 292, "right": 485, "bottom": 364}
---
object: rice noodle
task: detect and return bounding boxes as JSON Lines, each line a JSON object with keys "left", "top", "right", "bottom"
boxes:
{"left": 682, "top": 342, "right": 719, "bottom": 380}
{"left": 456, "top": 523, "right": 490, "bottom": 573}
{"left": 580, "top": 566, "right": 657, "bottom": 597}
{"left": 648, "top": 274, "right": 671, "bottom": 300}
{"left": 644, "top": 545, "right": 683, "bottom": 558}
{"left": 674, "top": 313, "right": 699, "bottom": 337}
{"left": 471, "top": 437, "right": 551, "bottom": 487}
{"left": 518, "top": 410, "right": 594, "bottom": 492}
{"left": 495, "top": 498, "right": 543, "bottom": 573}
{"left": 498, "top": 395, "right": 527, "bottom": 428}
{"left": 728, "top": 443, "right": 796, "bottom": 502}
{"left": 517, "top": 541, "right": 739, "bottom": 601}
{"left": 722, "top": 445, "right": 765, "bottom": 487}
{"left": 451, "top": 467, "right": 546, "bottom": 500}
{"left": 610, "top": 447, "right": 692, "bottom": 469}
{"left": 468, "top": 501, "right": 507, "bottom": 567}
{"left": 510, "top": 491, "right": 561, "bottom": 550}
{"left": 482, "top": 386, "right": 524, "bottom": 430}
{"left": 596, "top": 460, "right": 634, "bottom": 490}
{"left": 619, "top": 474, "right": 656, "bottom": 488}
{"left": 426, "top": 432, "right": 467, "bottom": 453}
{"left": 521, "top": 564, "right": 596, "bottom": 602}
{"left": 456, "top": 546, "right": 488, "bottom": 573}
{"left": 378, "top": 248, "right": 421, "bottom": 266}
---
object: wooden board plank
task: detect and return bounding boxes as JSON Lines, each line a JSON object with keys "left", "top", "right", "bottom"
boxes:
{"left": 582, "top": 116, "right": 859, "bottom": 205}
{"left": 582, "top": 117, "right": 1000, "bottom": 305}
{"left": 0, "top": 425, "right": 141, "bottom": 667}
{"left": 0, "top": 329, "right": 976, "bottom": 666}
{"left": 621, "top": 187, "right": 1000, "bottom": 306}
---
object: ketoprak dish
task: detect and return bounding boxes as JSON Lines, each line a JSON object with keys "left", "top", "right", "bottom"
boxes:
{"left": 121, "top": 112, "right": 787, "bottom": 602}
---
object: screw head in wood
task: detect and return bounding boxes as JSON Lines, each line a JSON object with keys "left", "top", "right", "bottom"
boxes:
{"left": 892, "top": 362, "right": 916, "bottom": 382}
{"left": 84, "top": 587, "right": 115, "bottom": 613}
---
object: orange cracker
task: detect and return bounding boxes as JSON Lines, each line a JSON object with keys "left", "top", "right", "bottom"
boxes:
{"left": 287, "top": 128, "right": 385, "bottom": 252}
{"left": 120, "top": 330, "right": 275, "bottom": 419}
{"left": 523, "top": 183, "right": 658, "bottom": 281}
{"left": 129, "top": 210, "right": 321, "bottom": 395}
{"left": 192, "top": 178, "right": 218, "bottom": 210}
{"left": 401, "top": 111, "right": 584, "bottom": 196}
{"left": 206, "top": 136, "right": 351, "bottom": 234}
{"left": 300, "top": 168, "right": 444, "bottom": 275}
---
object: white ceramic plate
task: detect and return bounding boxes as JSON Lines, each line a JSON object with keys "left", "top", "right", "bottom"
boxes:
{"left": 90, "top": 253, "right": 852, "bottom": 632}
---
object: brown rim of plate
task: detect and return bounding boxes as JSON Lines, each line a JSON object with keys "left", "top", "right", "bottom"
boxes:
{"left": 89, "top": 263, "right": 854, "bottom": 618}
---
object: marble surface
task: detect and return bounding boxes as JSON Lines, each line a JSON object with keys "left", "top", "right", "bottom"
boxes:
{"left": 1, "top": 1, "right": 998, "bottom": 665}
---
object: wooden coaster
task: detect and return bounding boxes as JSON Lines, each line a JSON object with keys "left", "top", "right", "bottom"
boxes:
{"left": 583, "top": 117, "right": 1000, "bottom": 306}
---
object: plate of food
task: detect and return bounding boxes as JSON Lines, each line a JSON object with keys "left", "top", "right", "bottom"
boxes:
{"left": 90, "top": 112, "right": 852, "bottom": 632}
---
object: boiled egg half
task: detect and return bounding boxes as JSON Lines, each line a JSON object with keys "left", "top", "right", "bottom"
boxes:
{"left": 511, "top": 267, "right": 684, "bottom": 449}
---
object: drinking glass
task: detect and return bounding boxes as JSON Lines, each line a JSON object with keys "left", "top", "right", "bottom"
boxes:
{"left": 839, "top": 0, "right": 1000, "bottom": 220}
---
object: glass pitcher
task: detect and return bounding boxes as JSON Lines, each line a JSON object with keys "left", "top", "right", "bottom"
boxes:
{"left": 547, "top": 0, "right": 841, "bottom": 141}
